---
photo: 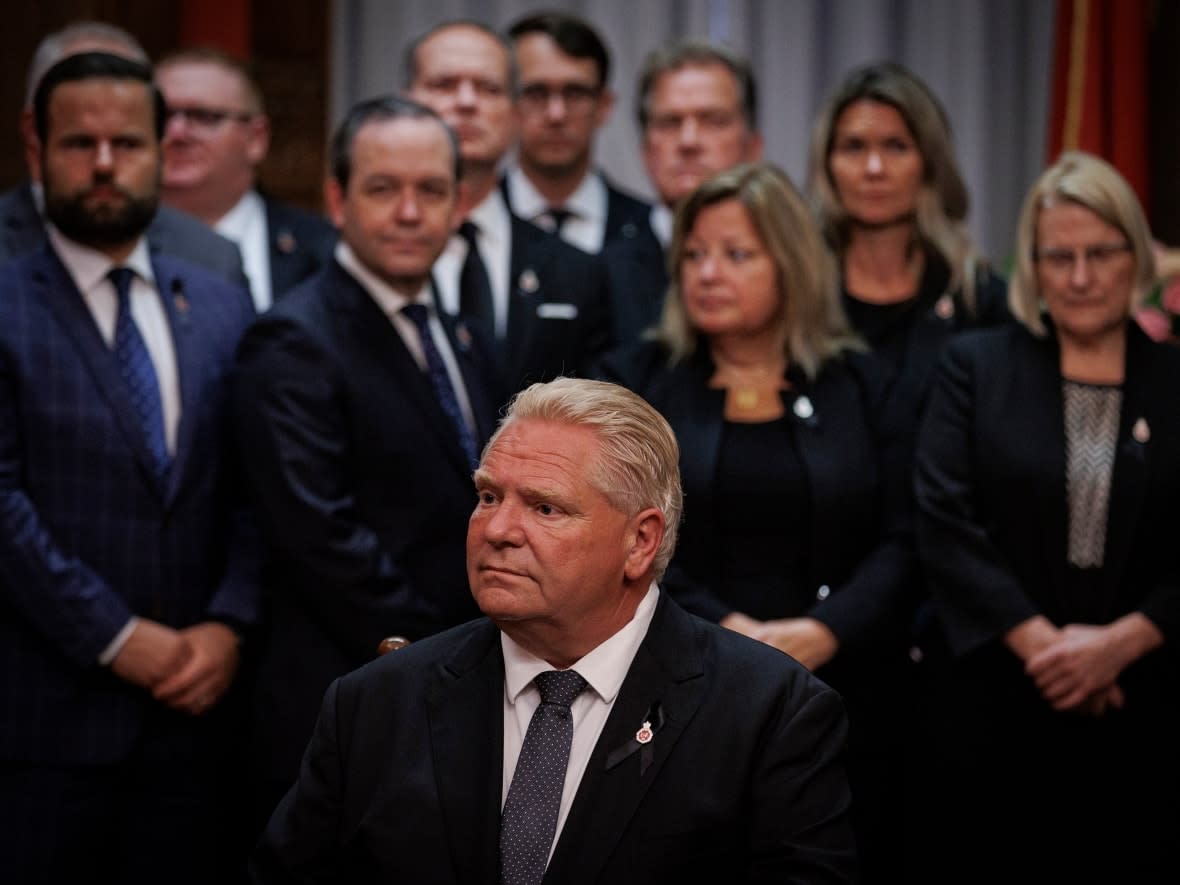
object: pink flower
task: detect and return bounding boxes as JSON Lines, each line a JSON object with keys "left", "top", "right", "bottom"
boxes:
{"left": 1163, "top": 276, "right": 1180, "bottom": 315}
{"left": 1135, "top": 307, "right": 1171, "bottom": 342}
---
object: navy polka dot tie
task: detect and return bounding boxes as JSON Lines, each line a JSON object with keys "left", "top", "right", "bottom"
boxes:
{"left": 401, "top": 302, "right": 479, "bottom": 470}
{"left": 109, "top": 267, "right": 170, "bottom": 482}
{"left": 500, "top": 669, "right": 588, "bottom": 885}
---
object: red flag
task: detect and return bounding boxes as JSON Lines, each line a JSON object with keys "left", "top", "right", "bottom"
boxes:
{"left": 1048, "top": 0, "right": 1149, "bottom": 211}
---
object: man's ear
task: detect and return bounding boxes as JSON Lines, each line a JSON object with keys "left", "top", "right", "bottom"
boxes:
{"left": 324, "top": 176, "right": 346, "bottom": 229}
{"left": 623, "top": 508, "right": 665, "bottom": 581}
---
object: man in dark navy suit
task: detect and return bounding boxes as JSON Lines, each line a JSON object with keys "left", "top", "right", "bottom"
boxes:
{"left": 406, "top": 21, "right": 613, "bottom": 395}
{"left": 0, "top": 21, "right": 247, "bottom": 285}
{"left": 0, "top": 52, "right": 259, "bottom": 885}
{"left": 233, "top": 96, "right": 503, "bottom": 836}
{"left": 157, "top": 48, "right": 336, "bottom": 309}
{"left": 503, "top": 12, "right": 652, "bottom": 256}
{"left": 602, "top": 40, "right": 764, "bottom": 342}
{"left": 252, "top": 378, "right": 857, "bottom": 884}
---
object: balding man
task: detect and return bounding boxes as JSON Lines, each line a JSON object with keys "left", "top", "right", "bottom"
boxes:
{"left": 157, "top": 48, "right": 336, "bottom": 310}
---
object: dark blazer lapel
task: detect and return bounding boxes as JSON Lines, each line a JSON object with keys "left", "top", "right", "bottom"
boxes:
{"left": 2, "top": 183, "right": 45, "bottom": 257}
{"left": 1099, "top": 325, "right": 1154, "bottom": 615}
{"left": 427, "top": 622, "right": 506, "bottom": 884}
{"left": 1020, "top": 332, "right": 1072, "bottom": 612}
{"left": 505, "top": 217, "right": 546, "bottom": 381}
{"left": 438, "top": 308, "right": 500, "bottom": 449}
{"left": 545, "top": 594, "right": 708, "bottom": 884}
{"left": 331, "top": 265, "right": 474, "bottom": 476}
{"left": 153, "top": 259, "right": 200, "bottom": 506}
{"left": 34, "top": 245, "right": 166, "bottom": 496}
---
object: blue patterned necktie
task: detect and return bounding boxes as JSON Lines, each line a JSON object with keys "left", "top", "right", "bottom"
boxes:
{"left": 401, "top": 302, "right": 479, "bottom": 470}
{"left": 108, "top": 267, "right": 170, "bottom": 481}
{"left": 500, "top": 669, "right": 588, "bottom": 885}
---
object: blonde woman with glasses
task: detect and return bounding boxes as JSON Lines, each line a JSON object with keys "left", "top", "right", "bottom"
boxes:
{"left": 914, "top": 151, "right": 1180, "bottom": 882}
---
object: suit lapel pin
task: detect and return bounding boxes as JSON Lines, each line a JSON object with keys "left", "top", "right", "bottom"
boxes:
{"left": 635, "top": 720, "right": 654, "bottom": 745}
{"left": 793, "top": 396, "right": 814, "bottom": 420}
{"left": 276, "top": 230, "right": 298, "bottom": 254}
{"left": 934, "top": 294, "right": 955, "bottom": 319}
{"left": 518, "top": 268, "right": 540, "bottom": 294}
{"left": 455, "top": 322, "right": 473, "bottom": 352}
{"left": 1132, "top": 417, "right": 1150, "bottom": 444}
{"left": 170, "top": 279, "right": 190, "bottom": 323}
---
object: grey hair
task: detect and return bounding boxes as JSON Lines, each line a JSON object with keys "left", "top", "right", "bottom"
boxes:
{"left": 487, "top": 377, "right": 683, "bottom": 580}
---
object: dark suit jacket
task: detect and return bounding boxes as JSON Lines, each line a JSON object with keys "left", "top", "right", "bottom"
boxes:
{"left": 916, "top": 321, "right": 1180, "bottom": 665}
{"left": 0, "top": 180, "right": 247, "bottom": 288}
{"left": 251, "top": 592, "right": 856, "bottom": 884}
{"left": 0, "top": 242, "right": 260, "bottom": 766}
{"left": 233, "top": 260, "right": 503, "bottom": 787}
{"left": 597, "top": 344, "right": 916, "bottom": 668}
{"left": 263, "top": 195, "right": 336, "bottom": 300}
{"left": 600, "top": 215, "right": 667, "bottom": 346}
{"left": 497, "top": 214, "right": 614, "bottom": 393}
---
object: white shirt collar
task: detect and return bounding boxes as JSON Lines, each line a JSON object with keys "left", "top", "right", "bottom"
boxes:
{"left": 501, "top": 583, "right": 661, "bottom": 705}
{"left": 468, "top": 187, "right": 510, "bottom": 249}
{"left": 214, "top": 190, "right": 271, "bottom": 311}
{"left": 333, "top": 240, "right": 433, "bottom": 318}
{"left": 650, "top": 203, "right": 673, "bottom": 249}
{"left": 506, "top": 167, "right": 606, "bottom": 226}
{"left": 46, "top": 223, "right": 155, "bottom": 292}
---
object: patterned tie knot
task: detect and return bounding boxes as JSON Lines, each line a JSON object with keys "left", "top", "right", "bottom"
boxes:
{"left": 108, "top": 266, "right": 135, "bottom": 305}
{"left": 534, "top": 670, "right": 587, "bottom": 709}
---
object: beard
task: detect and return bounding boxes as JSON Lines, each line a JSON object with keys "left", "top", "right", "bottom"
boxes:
{"left": 44, "top": 173, "right": 159, "bottom": 250}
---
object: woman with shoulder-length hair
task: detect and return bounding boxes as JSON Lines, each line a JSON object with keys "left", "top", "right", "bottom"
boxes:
{"left": 596, "top": 161, "right": 916, "bottom": 881}
{"left": 807, "top": 61, "right": 1009, "bottom": 429}
{"left": 913, "top": 151, "right": 1180, "bottom": 882}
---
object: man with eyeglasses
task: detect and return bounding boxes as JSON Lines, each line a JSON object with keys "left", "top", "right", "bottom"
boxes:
{"left": 0, "top": 22, "right": 246, "bottom": 287}
{"left": 405, "top": 20, "right": 613, "bottom": 396}
{"left": 157, "top": 48, "right": 336, "bottom": 311}
{"left": 602, "top": 40, "right": 764, "bottom": 342}
{"left": 504, "top": 12, "right": 652, "bottom": 257}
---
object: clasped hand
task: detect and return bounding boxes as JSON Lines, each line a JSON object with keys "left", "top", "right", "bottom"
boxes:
{"left": 110, "top": 619, "right": 240, "bottom": 716}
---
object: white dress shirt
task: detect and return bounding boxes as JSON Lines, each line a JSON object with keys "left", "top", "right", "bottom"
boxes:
{"left": 433, "top": 189, "right": 512, "bottom": 338}
{"left": 500, "top": 583, "right": 660, "bottom": 866}
{"left": 333, "top": 241, "right": 477, "bottom": 436}
{"left": 215, "top": 189, "right": 272, "bottom": 311}
{"left": 47, "top": 225, "right": 183, "bottom": 665}
{"left": 649, "top": 203, "right": 673, "bottom": 249}
{"left": 505, "top": 167, "right": 608, "bottom": 254}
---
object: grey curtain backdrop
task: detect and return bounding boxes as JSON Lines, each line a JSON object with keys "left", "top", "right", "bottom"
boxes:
{"left": 330, "top": 0, "right": 1055, "bottom": 265}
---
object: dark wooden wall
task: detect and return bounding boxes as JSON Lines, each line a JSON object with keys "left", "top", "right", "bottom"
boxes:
{"left": 0, "top": 0, "right": 330, "bottom": 213}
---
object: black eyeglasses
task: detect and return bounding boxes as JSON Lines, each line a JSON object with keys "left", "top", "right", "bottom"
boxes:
{"left": 166, "top": 106, "right": 256, "bottom": 131}
{"left": 517, "top": 83, "right": 601, "bottom": 114}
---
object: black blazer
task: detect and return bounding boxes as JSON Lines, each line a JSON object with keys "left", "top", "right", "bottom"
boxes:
{"left": 251, "top": 592, "right": 856, "bottom": 884}
{"left": 916, "top": 321, "right": 1180, "bottom": 666}
{"left": 232, "top": 260, "right": 503, "bottom": 786}
{"left": 500, "top": 214, "right": 614, "bottom": 392}
{"left": 598, "top": 343, "right": 915, "bottom": 656}
{"left": 0, "top": 180, "right": 247, "bottom": 288}
{"left": 263, "top": 196, "right": 336, "bottom": 300}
